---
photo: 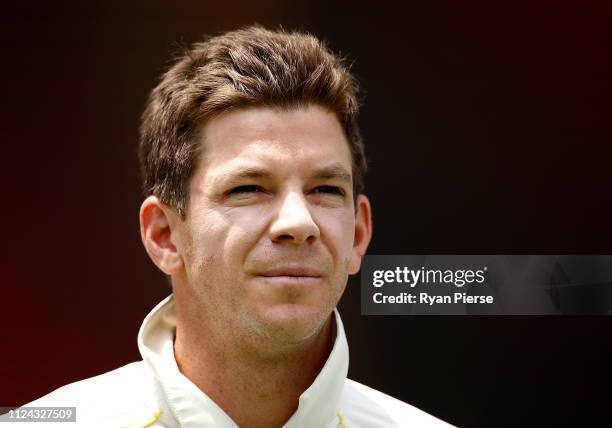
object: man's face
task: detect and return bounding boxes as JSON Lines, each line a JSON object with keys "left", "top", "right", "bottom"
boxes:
{"left": 171, "top": 104, "right": 370, "bottom": 350}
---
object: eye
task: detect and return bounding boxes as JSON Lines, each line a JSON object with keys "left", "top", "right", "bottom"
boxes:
{"left": 228, "top": 185, "right": 263, "bottom": 194}
{"left": 313, "top": 185, "right": 345, "bottom": 196}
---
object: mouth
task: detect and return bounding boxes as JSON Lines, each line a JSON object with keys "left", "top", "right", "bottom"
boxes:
{"left": 260, "top": 267, "right": 323, "bottom": 277}
{"left": 256, "top": 267, "right": 324, "bottom": 285}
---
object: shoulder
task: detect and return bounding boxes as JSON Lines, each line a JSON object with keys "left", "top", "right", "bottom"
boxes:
{"left": 341, "top": 379, "right": 455, "bottom": 428}
{"left": 25, "top": 362, "right": 162, "bottom": 428}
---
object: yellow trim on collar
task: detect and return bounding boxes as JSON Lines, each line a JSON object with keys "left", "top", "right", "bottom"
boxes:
{"left": 141, "top": 409, "right": 162, "bottom": 428}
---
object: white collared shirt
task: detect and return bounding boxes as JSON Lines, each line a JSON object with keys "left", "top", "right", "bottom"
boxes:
{"left": 23, "top": 295, "right": 454, "bottom": 427}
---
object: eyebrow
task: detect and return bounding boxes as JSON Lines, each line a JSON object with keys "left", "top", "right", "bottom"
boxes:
{"left": 219, "top": 163, "right": 352, "bottom": 185}
{"left": 224, "top": 167, "right": 273, "bottom": 181}
{"left": 311, "top": 164, "right": 352, "bottom": 184}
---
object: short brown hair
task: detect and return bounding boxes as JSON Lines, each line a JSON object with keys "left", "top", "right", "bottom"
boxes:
{"left": 139, "top": 25, "right": 366, "bottom": 218}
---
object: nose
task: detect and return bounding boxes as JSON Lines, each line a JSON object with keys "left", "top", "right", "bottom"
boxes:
{"left": 269, "top": 191, "right": 320, "bottom": 244}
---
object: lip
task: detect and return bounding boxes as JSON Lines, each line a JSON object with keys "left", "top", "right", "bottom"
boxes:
{"left": 258, "top": 266, "right": 323, "bottom": 277}
{"left": 256, "top": 276, "right": 323, "bottom": 286}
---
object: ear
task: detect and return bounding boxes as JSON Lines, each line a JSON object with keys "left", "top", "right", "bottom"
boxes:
{"left": 139, "top": 196, "right": 184, "bottom": 275}
{"left": 348, "top": 194, "right": 373, "bottom": 275}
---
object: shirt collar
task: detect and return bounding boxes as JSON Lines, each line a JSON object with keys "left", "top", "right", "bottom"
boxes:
{"left": 138, "top": 295, "right": 349, "bottom": 428}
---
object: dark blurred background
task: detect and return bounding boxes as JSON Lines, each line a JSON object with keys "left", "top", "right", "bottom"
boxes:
{"left": 2, "top": 1, "right": 612, "bottom": 426}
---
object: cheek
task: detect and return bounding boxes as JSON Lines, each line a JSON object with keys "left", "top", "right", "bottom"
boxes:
{"left": 180, "top": 211, "right": 229, "bottom": 276}
{"left": 208, "top": 208, "right": 270, "bottom": 263}
{"left": 316, "top": 210, "right": 356, "bottom": 262}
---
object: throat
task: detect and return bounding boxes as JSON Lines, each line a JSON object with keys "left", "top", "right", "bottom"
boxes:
{"left": 174, "top": 315, "right": 335, "bottom": 428}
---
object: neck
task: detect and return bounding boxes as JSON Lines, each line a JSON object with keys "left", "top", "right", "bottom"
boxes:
{"left": 174, "top": 308, "right": 335, "bottom": 428}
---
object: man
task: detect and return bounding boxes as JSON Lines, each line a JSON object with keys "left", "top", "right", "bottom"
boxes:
{"left": 26, "top": 26, "right": 453, "bottom": 427}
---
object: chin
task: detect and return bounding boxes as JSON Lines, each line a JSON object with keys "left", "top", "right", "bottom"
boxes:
{"left": 251, "top": 303, "right": 332, "bottom": 345}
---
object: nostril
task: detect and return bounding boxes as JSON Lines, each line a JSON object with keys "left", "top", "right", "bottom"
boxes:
{"left": 273, "top": 233, "right": 317, "bottom": 243}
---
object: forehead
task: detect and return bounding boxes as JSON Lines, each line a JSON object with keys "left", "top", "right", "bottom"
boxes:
{"left": 193, "top": 105, "right": 353, "bottom": 181}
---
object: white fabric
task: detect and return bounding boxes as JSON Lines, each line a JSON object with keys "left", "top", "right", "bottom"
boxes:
{"left": 21, "top": 295, "right": 454, "bottom": 427}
